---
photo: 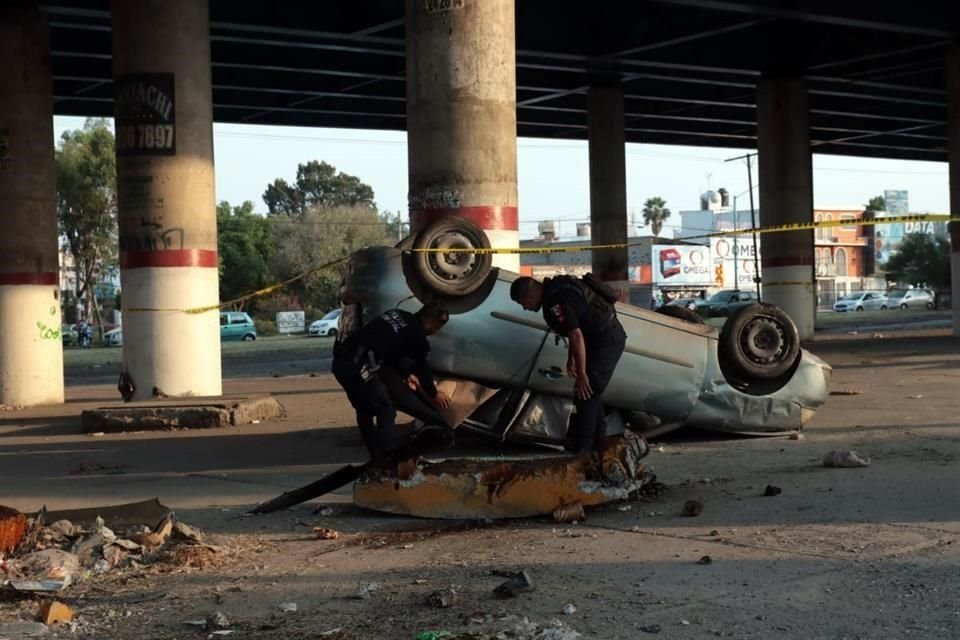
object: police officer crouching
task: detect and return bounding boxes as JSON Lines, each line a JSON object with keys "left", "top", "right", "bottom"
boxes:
{"left": 510, "top": 274, "right": 626, "bottom": 455}
{"left": 331, "top": 302, "right": 452, "bottom": 461}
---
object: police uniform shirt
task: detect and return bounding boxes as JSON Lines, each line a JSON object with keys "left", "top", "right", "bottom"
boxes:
{"left": 356, "top": 309, "right": 438, "bottom": 397}
{"left": 542, "top": 280, "right": 588, "bottom": 339}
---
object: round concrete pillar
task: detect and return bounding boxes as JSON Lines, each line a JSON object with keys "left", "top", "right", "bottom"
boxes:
{"left": 405, "top": 0, "right": 519, "bottom": 272}
{"left": 757, "top": 74, "right": 816, "bottom": 340}
{"left": 946, "top": 45, "right": 960, "bottom": 337}
{"left": 111, "top": 0, "right": 221, "bottom": 400}
{"left": 588, "top": 82, "right": 629, "bottom": 297}
{"left": 0, "top": 3, "right": 65, "bottom": 407}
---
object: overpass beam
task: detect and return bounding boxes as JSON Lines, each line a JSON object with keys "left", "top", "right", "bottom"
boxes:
{"left": 757, "top": 74, "right": 816, "bottom": 340}
{"left": 405, "top": 0, "right": 519, "bottom": 271}
{"left": 111, "top": 0, "right": 222, "bottom": 400}
{"left": 947, "top": 45, "right": 960, "bottom": 337}
{"left": 0, "top": 3, "right": 64, "bottom": 407}
{"left": 588, "top": 82, "right": 629, "bottom": 290}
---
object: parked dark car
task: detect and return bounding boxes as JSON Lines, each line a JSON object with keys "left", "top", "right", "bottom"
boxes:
{"left": 703, "top": 289, "right": 760, "bottom": 317}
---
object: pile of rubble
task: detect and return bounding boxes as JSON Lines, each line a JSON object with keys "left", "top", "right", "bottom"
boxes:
{"left": 1, "top": 500, "right": 214, "bottom": 630}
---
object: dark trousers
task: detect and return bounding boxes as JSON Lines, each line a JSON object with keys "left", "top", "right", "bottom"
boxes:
{"left": 567, "top": 323, "right": 627, "bottom": 454}
{"left": 331, "top": 356, "right": 397, "bottom": 459}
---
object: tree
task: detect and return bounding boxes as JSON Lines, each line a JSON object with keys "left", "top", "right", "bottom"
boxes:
{"left": 865, "top": 195, "right": 886, "bottom": 212}
{"left": 883, "top": 233, "right": 951, "bottom": 294}
{"left": 56, "top": 118, "right": 117, "bottom": 336}
{"left": 379, "top": 210, "right": 410, "bottom": 244}
{"left": 271, "top": 206, "right": 387, "bottom": 311}
{"left": 263, "top": 160, "right": 376, "bottom": 217}
{"left": 642, "top": 197, "right": 672, "bottom": 237}
{"left": 217, "top": 200, "right": 276, "bottom": 310}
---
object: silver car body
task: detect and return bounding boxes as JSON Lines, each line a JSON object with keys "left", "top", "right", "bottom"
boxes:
{"left": 833, "top": 292, "right": 887, "bottom": 312}
{"left": 886, "top": 288, "right": 934, "bottom": 309}
{"left": 339, "top": 246, "right": 832, "bottom": 439}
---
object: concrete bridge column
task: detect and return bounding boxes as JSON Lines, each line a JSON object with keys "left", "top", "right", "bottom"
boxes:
{"left": 588, "top": 82, "right": 629, "bottom": 298}
{"left": 405, "top": 0, "right": 519, "bottom": 272}
{"left": 946, "top": 45, "right": 960, "bottom": 337}
{"left": 0, "top": 2, "right": 64, "bottom": 407}
{"left": 111, "top": 0, "right": 221, "bottom": 400}
{"left": 756, "top": 74, "right": 816, "bottom": 340}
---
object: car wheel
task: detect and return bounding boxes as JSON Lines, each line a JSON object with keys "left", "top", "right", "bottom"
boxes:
{"left": 655, "top": 305, "right": 705, "bottom": 325}
{"left": 410, "top": 217, "right": 493, "bottom": 297}
{"left": 881, "top": 305, "right": 887, "bottom": 311}
{"left": 900, "top": 303, "right": 908, "bottom": 310}
{"left": 327, "top": 328, "right": 338, "bottom": 337}
{"left": 719, "top": 303, "right": 800, "bottom": 381}
{"left": 926, "top": 302, "right": 934, "bottom": 310}
{"left": 856, "top": 306, "right": 863, "bottom": 312}
{"left": 242, "top": 334, "right": 256, "bottom": 341}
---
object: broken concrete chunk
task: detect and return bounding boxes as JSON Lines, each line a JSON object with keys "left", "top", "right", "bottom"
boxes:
{"left": 207, "top": 611, "right": 230, "bottom": 629}
{"left": 493, "top": 570, "right": 535, "bottom": 598}
{"left": 355, "top": 583, "right": 378, "bottom": 600}
{"left": 823, "top": 450, "right": 871, "bottom": 468}
{"left": 38, "top": 601, "right": 73, "bottom": 626}
{"left": 426, "top": 587, "right": 459, "bottom": 609}
{"left": 313, "top": 527, "right": 341, "bottom": 540}
{"left": 13, "top": 549, "right": 80, "bottom": 586}
{"left": 682, "top": 499, "right": 704, "bottom": 517}
{"left": 47, "top": 520, "right": 76, "bottom": 538}
{"left": 172, "top": 521, "right": 205, "bottom": 542}
{"left": 278, "top": 602, "right": 298, "bottom": 613}
{"left": 562, "top": 603, "right": 577, "bottom": 615}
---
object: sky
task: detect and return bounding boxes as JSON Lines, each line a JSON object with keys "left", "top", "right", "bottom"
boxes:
{"left": 53, "top": 116, "right": 951, "bottom": 240}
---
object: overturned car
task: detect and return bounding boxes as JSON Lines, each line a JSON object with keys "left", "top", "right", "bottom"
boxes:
{"left": 336, "top": 218, "right": 832, "bottom": 447}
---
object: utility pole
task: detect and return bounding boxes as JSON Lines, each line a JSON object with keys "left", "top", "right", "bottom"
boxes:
{"left": 725, "top": 152, "right": 762, "bottom": 301}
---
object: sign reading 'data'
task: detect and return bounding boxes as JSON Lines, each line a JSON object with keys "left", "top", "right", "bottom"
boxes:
{"left": 115, "top": 73, "right": 176, "bottom": 156}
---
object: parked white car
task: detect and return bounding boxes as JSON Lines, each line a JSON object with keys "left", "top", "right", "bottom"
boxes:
{"left": 308, "top": 309, "right": 341, "bottom": 337}
{"left": 103, "top": 327, "right": 122, "bottom": 347}
{"left": 886, "top": 288, "right": 935, "bottom": 310}
{"left": 833, "top": 292, "right": 887, "bottom": 312}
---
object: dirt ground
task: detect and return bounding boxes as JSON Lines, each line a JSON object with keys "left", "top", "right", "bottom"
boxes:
{"left": 3, "top": 328, "right": 960, "bottom": 639}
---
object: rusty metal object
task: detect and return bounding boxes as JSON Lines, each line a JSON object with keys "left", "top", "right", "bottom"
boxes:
{"left": 0, "top": 505, "right": 28, "bottom": 555}
{"left": 354, "top": 432, "right": 651, "bottom": 519}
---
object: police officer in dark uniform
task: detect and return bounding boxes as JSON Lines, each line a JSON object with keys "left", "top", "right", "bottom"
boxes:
{"left": 509, "top": 275, "right": 626, "bottom": 455}
{"left": 331, "top": 301, "right": 452, "bottom": 460}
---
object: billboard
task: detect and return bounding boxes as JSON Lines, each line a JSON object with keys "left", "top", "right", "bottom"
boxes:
{"left": 711, "top": 237, "right": 761, "bottom": 289}
{"left": 651, "top": 245, "right": 712, "bottom": 285}
{"left": 276, "top": 311, "right": 305, "bottom": 335}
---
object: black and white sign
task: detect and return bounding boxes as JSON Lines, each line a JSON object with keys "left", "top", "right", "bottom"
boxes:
{"left": 114, "top": 73, "right": 176, "bottom": 156}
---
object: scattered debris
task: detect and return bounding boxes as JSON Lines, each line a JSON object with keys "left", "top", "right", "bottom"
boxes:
{"left": 698, "top": 555, "right": 713, "bottom": 565}
{"left": 829, "top": 389, "right": 863, "bottom": 396}
{"left": 128, "top": 514, "right": 173, "bottom": 549}
{"left": 709, "top": 529, "right": 720, "bottom": 537}
{"left": 763, "top": 485, "right": 783, "bottom": 497}
{"left": 172, "top": 521, "right": 205, "bottom": 542}
{"left": 68, "top": 462, "right": 126, "bottom": 475}
{"left": 208, "top": 611, "right": 231, "bottom": 630}
{"left": 872, "top": 333, "right": 884, "bottom": 339}
{"left": 37, "top": 601, "right": 73, "bottom": 627}
{"left": 789, "top": 432, "right": 805, "bottom": 441}
{"left": 639, "top": 624, "right": 662, "bottom": 634}
{"left": 0, "top": 506, "right": 28, "bottom": 555}
{"left": 278, "top": 602, "right": 298, "bottom": 613}
{"left": 0, "top": 622, "right": 49, "bottom": 638}
{"left": 907, "top": 394, "right": 923, "bottom": 399}
{"left": 680, "top": 619, "right": 691, "bottom": 626}
{"left": 682, "top": 499, "right": 704, "bottom": 517}
{"left": 314, "top": 527, "right": 341, "bottom": 540}
{"left": 317, "top": 507, "right": 335, "bottom": 517}
{"left": 493, "top": 570, "right": 536, "bottom": 598}
{"left": 7, "top": 549, "right": 80, "bottom": 591}
{"left": 823, "top": 450, "right": 871, "bottom": 468}
{"left": 416, "top": 632, "right": 452, "bottom": 640}
{"left": 355, "top": 583, "right": 379, "bottom": 599}
{"left": 427, "top": 587, "right": 459, "bottom": 608}
{"left": 552, "top": 502, "right": 586, "bottom": 524}
{"left": 617, "top": 504, "right": 632, "bottom": 512}
{"left": 562, "top": 603, "right": 577, "bottom": 615}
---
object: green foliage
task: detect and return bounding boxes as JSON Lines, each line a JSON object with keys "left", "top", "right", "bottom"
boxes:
{"left": 864, "top": 195, "right": 886, "bottom": 212}
{"left": 262, "top": 160, "right": 376, "bottom": 217}
{"left": 56, "top": 118, "right": 118, "bottom": 327}
{"left": 271, "top": 206, "right": 388, "bottom": 311}
{"left": 883, "top": 233, "right": 951, "bottom": 291}
{"left": 642, "top": 196, "right": 672, "bottom": 237}
{"left": 217, "top": 200, "right": 276, "bottom": 309}
{"left": 254, "top": 318, "right": 278, "bottom": 337}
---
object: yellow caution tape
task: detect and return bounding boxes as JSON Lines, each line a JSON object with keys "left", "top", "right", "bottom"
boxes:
{"left": 125, "top": 213, "right": 957, "bottom": 316}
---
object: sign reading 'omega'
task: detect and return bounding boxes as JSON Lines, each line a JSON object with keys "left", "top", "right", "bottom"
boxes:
{"left": 114, "top": 73, "right": 176, "bottom": 156}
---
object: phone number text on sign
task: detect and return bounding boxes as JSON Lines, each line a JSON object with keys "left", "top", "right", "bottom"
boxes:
{"left": 114, "top": 73, "right": 176, "bottom": 156}
{"left": 425, "top": 0, "right": 464, "bottom": 13}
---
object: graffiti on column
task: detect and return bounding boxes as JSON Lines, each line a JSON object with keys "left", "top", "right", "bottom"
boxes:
{"left": 0, "top": 127, "right": 10, "bottom": 171}
{"left": 119, "top": 217, "right": 185, "bottom": 252}
{"left": 36, "top": 307, "right": 60, "bottom": 341}
{"left": 424, "top": 0, "right": 465, "bottom": 13}
{"left": 114, "top": 74, "right": 176, "bottom": 156}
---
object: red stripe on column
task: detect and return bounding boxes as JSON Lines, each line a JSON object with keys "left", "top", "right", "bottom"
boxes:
{"left": 0, "top": 272, "right": 58, "bottom": 286}
{"left": 411, "top": 206, "right": 519, "bottom": 231}
{"left": 120, "top": 249, "right": 218, "bottom": 269}
{"left": 761, "top": 256, "right": 814, "bottom": 268}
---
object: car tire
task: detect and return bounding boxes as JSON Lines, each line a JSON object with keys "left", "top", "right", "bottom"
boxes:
{"left": 242, "top": 334, "right": 256, "bottom": 341}
{"left": 900, "top": 303, "right": 908, "bottom": 310}
{"left": 327, "top": 328, "right": 338, "bottom": 337}
{"left": 856, "top": 306, "right": 864, "bottom": 312}
{"left": 655, "top": 305, "right": 705, "bottom": 325}
{"left": 926, "top": 302, "right": 934, "bottom": 310}
{"left": 410, "top": 217, "right": 493, "bottom": 297}
{"left": 719, "top": 303, "right": 800, "bottom": 381}
{"left": 880, "top": 305, "right": 887, "bottom": 311}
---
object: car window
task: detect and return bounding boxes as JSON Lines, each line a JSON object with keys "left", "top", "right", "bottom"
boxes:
{"left": 322, "top": 310, "right": 340, "bottom": 320}
{"left": 230, "top": 315, "right": 248, "bottom": 325}
{"left": 220, "top": 314, "right": 228, "bottom": 326}
{"left": 863, "top": 294, "right": 872, "bottom": 300}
